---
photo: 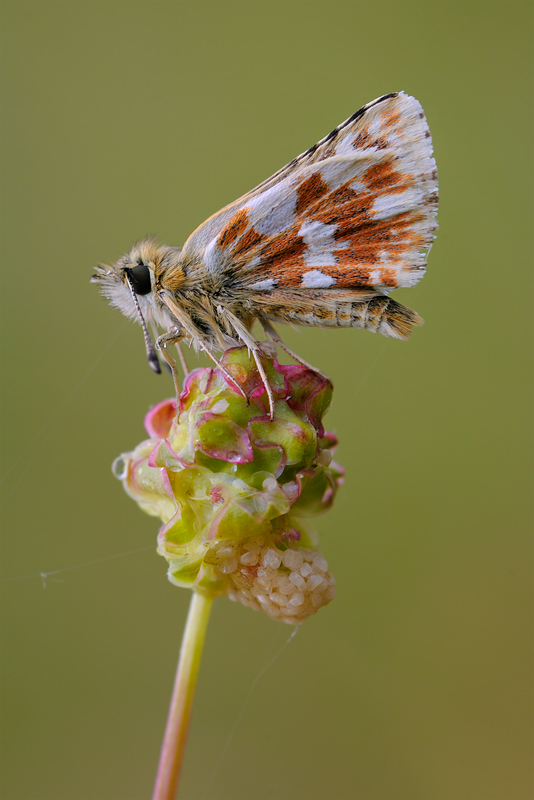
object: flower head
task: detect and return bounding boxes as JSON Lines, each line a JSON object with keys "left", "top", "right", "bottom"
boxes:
{"left": 113, "top": 347, "right": 343, "bottom": 623}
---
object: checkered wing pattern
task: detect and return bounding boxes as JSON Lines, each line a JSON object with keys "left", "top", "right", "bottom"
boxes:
{"left": 181, "top": 93, "right": 437, "bottom": 307}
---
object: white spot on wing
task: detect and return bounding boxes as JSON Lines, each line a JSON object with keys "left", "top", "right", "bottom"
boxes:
{"left": 301, "top": 270, "right": 335, "bottom": 288}
{"left": 249, "top": 278, "right": 276, "bottom": 290}
{"left": 299, "top": 220, "right": 337, "bottom": 267}
{"left": 334, "top": 134, "right": 356, "bottom": 156}
{"left": 369, "top": 269, "right": 386, "bottom": 286}
{"left": 247, "top": 183, "right": 297, "bottom": 235}
{"left": 305, "top": 251, "right": 337, "bottom": 267}
{"left": 299, "top": 220, "right": 336, "bottom": 242}
{"left": 372, "top": 187, "right": 424, "bottom": 219}
{"left": 350, "top": 178, "right": 366, "bottom": 194}
{"left": 369, "top": 116, "right": 382, "bottom": 136}
{"left": 204, "top": 238, "right": 225, "bottom": 276}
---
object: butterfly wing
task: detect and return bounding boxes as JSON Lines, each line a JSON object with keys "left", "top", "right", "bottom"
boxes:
{"left": 180, "top": 92, "right": 438, "bottom": 338}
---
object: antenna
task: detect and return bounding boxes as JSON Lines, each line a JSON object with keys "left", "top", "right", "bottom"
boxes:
{"left": 126, "top": 276, "right": 162, "bottom": 374}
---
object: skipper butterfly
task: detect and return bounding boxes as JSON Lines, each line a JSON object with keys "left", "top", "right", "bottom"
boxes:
{"left": 92, "top": 92, "right": 438, "bottom": 416}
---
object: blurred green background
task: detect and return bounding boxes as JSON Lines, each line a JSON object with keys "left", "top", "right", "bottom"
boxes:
{"left": 1, "top": 2, "right": 532, "bottom": 799}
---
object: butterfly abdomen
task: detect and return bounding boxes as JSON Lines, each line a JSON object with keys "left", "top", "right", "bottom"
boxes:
{"left": 290, "top": 295, "right": 422, "bottom": 339}
{"left": 245, "top": 288, "right": 422, "bottom": 340}
{"left": 352, "top": 296, "right": 423, "bottom": 339}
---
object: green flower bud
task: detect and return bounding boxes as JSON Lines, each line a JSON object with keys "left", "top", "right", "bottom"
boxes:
{"left": 113, "top": 347, "right": 343, "bottom": 623}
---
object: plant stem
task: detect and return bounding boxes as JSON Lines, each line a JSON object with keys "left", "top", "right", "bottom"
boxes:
{"left": 152, "top": 591, "right": 213, "bottom": 800}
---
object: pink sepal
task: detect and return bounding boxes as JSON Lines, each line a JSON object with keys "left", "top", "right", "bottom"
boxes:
{"left": 144, "top": 399, "right": 177, "bottom": 438}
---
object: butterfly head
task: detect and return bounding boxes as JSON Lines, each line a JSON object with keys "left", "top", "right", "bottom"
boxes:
{"left": 91, "top": 239, "right": 180, "bottom": 373}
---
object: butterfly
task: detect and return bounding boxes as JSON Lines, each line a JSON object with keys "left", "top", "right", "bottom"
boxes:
{"left": 92, "top": 92, "right": 438, "bottom": 417}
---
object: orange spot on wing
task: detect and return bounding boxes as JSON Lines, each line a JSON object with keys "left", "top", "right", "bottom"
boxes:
{"left": 354, "top": 130, "right": 389, "bottom": 150}
{"left": 231, "top": 225, "right": 265, "bottom": 258}
{"left": 217, "top": 207, "right": 266, "bottom": 262}
{"left": 296, "top": 172, "right": 329, "bottom": 215}
{"left": 248, "top": 225, "right": 306, "bottom": 288}
{"left": 363, "top": 162, "right": 414, "bottom": 194}
{"left": 380, "top": 108, "right": 402, "bottom": 132}
{"left": 378, "top": 268, "right": 398, "bottom": 287}
{"left": 262, "top": 228, "right": 306, "bottom": 263}
{"left": 309, "top": 181, "right": 373, "bottom": 230}
{"left": 334, "top": 210, "right": 425, "bottom": 273}
{"left": 331, "top": 265, "right": 372, "bottom": 285}
{"left": 217, "top": 208, "right": 250, "bottom": 249}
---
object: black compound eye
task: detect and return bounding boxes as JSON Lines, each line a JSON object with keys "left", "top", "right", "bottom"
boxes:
{"left": 125, "top": 263, "right": 152, "bottom": 295}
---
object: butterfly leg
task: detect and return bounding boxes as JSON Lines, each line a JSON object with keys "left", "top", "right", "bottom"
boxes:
{"left": 222, "top": 309, "right": 276, "bottom": 419}
{"left": 200, "top": 346, "right": 250, "bottom": 404}
{"left": 153, "top": 322, "right": 191, "bottom": 378}
{"left": 175, "top": 342, "right": 190, "bottom": 376}
{"left": 261, "top": 320, "right": 329, "bottom": 380}
{"left": 251, "top": 350, "right": 276, "bottom": 419}
{"left": 156, "top": 327, "right": 184, "bottom": 402}
{"left": 159, "top": 289, "right": 248, "bottom": 402}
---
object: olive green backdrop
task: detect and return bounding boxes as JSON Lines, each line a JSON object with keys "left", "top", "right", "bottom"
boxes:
{"left": 1, "top": 2, "right": 532, "bottom": 799}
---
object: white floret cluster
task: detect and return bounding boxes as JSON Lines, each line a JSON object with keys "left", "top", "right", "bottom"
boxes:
{"left": 210, "top": 536, "right": 336, "bottom": 624}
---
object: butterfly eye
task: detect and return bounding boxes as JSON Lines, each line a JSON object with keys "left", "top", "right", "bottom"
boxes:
{"left": 125, "top": 263, "right": 152, "bottom": 295}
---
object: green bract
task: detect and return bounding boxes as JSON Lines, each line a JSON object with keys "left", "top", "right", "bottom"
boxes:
{"left": 113, "top": 347, "right": 343, "bottom": 623}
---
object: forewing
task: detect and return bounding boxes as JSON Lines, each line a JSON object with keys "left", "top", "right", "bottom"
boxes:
{"left": 181, "top": 92, "right": 438, "bottom": 292}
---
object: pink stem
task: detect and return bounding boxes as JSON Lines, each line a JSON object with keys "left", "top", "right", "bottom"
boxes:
{"left": 152, "top": 591, "right": 213, "bottom": 800}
